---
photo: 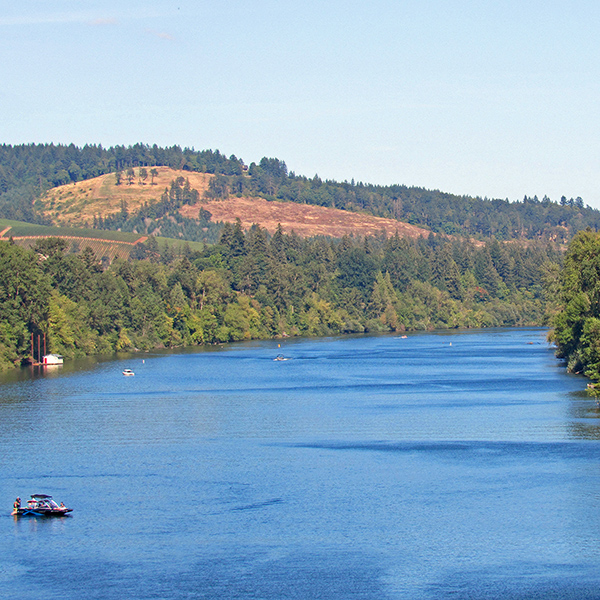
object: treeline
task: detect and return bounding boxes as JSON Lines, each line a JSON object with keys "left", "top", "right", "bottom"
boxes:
{"left": 550, "top": 229, "right": 600, "bottom": 385}
{"left": 0, "top": 227, "right": 561, "bottom": 369}
{"left": 1, "top": 144, "right": 599, "bottom": 243}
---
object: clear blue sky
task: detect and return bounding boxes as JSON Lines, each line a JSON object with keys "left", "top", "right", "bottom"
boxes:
{"left": 2, "top": 1, "right": 600, "bottom": 207}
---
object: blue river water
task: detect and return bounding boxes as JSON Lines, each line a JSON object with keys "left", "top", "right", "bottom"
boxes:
{"left": 2, "top": 328, "right": 600, "bottom": 599}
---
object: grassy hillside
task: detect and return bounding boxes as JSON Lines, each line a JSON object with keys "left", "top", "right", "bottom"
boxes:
{"left": 37, "top": 167, "right": 213, "bottom": 227}
{"left": 35, "top": 167, "right": 432, "bottom": 240}
{"left": 184, "top": 197, "right": 430, "bottom": 239}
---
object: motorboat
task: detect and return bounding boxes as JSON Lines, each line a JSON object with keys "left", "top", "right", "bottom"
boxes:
{"left": 273, "top": 354, "right": 290, "bottom": 361}
{"left": 123, "top": 369, "right": 135, "bottom": 376}
{"left": 12, "top": 494, "right": 72, "bottom": 517}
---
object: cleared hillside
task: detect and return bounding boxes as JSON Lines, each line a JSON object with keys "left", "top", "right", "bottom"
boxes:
{"left": 189, "top": 197, "right": 429, "bottom": 238}
{"left": 39, "top": 167, "right": 212, "bottom": 227}
{"left": 38, "top": 168, "right": 430, "bottom": 239}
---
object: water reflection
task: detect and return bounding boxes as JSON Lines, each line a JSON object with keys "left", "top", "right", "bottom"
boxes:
{"left": 565, "top": 390, "right": 600, "bottom": 439}
{"left": 12, "top": 514, "right": 71, "bottom": 534}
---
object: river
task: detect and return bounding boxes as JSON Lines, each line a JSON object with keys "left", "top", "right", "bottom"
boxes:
{"left": 2, "top": 328, "right": 600, "bottom": 599}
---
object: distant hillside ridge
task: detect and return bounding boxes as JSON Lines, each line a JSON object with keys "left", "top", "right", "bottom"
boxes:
{"left": 1, "top": 143, "right": 599, "bottom": 241}
{"left": 0, "top": 143, "right": 243, "bottom": 225}
{"left": 36, "top": 168, "right": 431, "bottom": 240}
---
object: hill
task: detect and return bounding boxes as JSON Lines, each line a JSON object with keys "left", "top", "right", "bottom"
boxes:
{"left": 2, "top": 143, "right": 600, "bottom": 242}
{"left": 37, "top": 168, "right": 431, "bottom": 240}
{"left": 0, "top": 144, "right": 571, "bottom": 372}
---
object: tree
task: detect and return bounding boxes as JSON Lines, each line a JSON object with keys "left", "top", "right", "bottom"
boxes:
{"left": 474, "top": 247, "right": 501, "bottom": 296}
{"left": 369, "top": 272, "right": 400, "bottom": 330}
{"left": 337, "top": 246, "right": 378, "bottom": 298}
{"left": 205, "top": 175, "right": 230, "bottom": 200}
{"left": 33, "top": 237, "right": 68, "bottom": 259}
{"left": 168, "top": 282, "right": 187, "bottom": 312}
{"left": 551, "top": 230, "right": 600, "bottom": 381}
{"left": 0, "top": 243, "right": 51, "bottom": 351}
{"left": 196, "top": 270, "right": 229, "bottom": 310}
{"left": 126, "top": 167, "right": 135, "bottom": 185}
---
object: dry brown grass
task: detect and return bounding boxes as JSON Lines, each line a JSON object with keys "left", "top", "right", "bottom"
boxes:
{"left": 187, "top": 197, "right": 429, "bottom": 239}
{"left": 40, "top": 167, "right": 430, "bottom": 239}
{"left": 39, "top": 167, "right": 211, "bottom": 226}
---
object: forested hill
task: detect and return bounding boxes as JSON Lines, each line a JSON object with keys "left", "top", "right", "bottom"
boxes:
{"left": 1, "top": 143, "right": 599, "bottom": 241}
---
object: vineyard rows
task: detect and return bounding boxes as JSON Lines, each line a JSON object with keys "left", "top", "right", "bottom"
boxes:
{"left": 4, "top": 235, "right": 146, "bottom": 262}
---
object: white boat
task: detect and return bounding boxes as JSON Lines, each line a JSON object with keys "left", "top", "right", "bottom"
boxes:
{"left": 122, "top": 369, "right": 135, "bottom": 376}
{"left": 42, "top": 354, "right": 63, "bottom": 365}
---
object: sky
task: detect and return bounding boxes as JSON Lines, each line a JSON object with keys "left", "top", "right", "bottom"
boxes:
{"left": 1, "top": 1, "right": 600, "bottom": 207}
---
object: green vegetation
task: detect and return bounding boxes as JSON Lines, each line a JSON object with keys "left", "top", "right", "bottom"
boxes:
{"left": 225, "top": 158, "right": 600, "bottom": 242}
{"left": 153, "top": 237, "right": 205, "bottom": 254}
{"left": 3, "top": 142, "right": 599, "bottom": 379}
{"left": 0, "top": 227, "right": 561, "bottom": 370}
{"left": 549, "top": 229, "right": 600, "bottom": 386}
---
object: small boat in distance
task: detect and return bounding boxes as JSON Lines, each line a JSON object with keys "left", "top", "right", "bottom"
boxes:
{"left": 42, "top": 354, "right": 63, "bottom": 365}
{"left": 274, "top": 354, "right": 290, "bottom": 361}
{"left": 12, "top": 494, "right": 72, "bottom": 517}
{"left": 123, "top": 369, "right": 135, "bottom": 376}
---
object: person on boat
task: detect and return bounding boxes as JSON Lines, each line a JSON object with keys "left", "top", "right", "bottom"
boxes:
{"left": 12, "top": 498, "right": 20, "bottom": 514}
